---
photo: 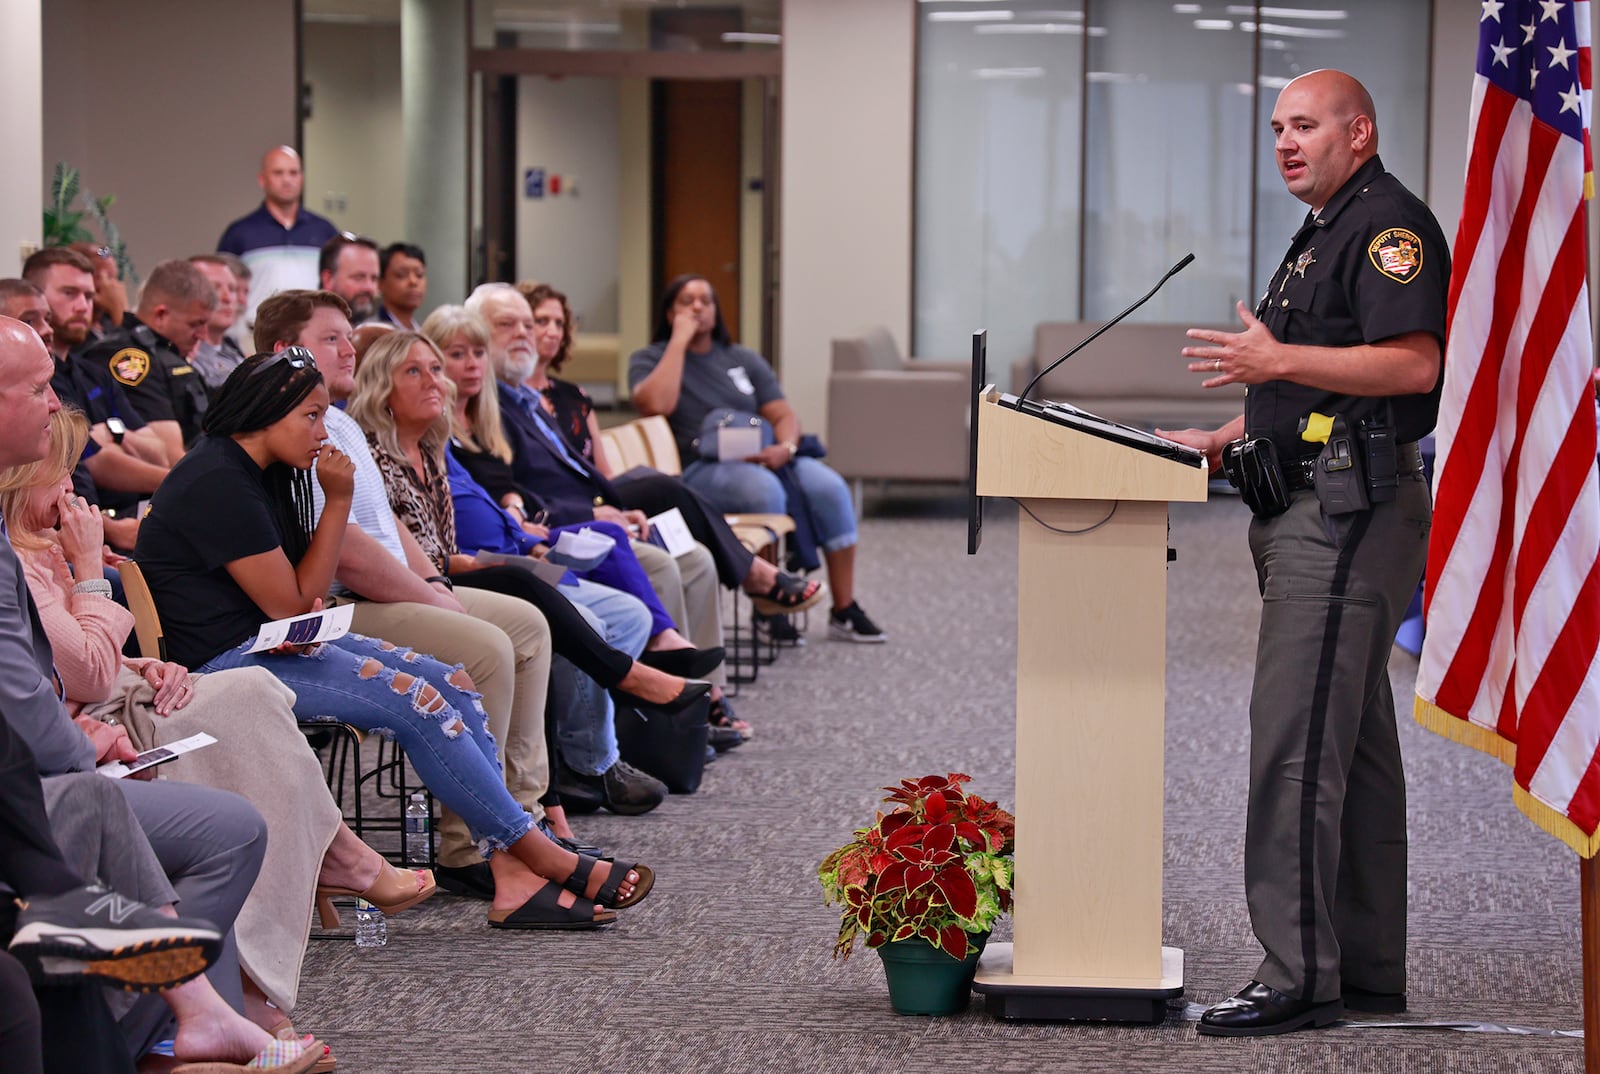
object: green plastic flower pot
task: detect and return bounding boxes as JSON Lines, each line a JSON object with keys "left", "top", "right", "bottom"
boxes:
{"left": 875, "top": 932, "right": 989, "bottom": 1016}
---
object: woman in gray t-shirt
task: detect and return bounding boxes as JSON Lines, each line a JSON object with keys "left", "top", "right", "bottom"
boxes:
{"left": 628, "top": 275, "right": 886, "bottom": 644}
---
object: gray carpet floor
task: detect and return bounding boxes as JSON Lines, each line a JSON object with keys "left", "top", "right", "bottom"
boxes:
{"left": 294, "top": 494, "right": 1587, "bottom": 1072}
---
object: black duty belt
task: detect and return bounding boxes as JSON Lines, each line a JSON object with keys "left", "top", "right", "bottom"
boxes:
{"left": 1285, "top": 440, "right": 1423, "bottom": 492}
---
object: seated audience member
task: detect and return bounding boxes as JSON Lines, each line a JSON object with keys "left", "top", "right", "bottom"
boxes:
{"left": 252, "top": 292, "right": 641, "bottom": 878}
{"left": 347, "top": 333, "right": 720, "bottom": 778}
{"left": 0, "top": 316, "right": 319, "bottom": 1070}
{"left": 19, "top": 251, "right": 169, "bottom": 533}
{"left": 133, "top": 351, "right": 654, "bottom": 931}
{"left": 377, "top": 243, "right": 427, "bottom": 330}
{"left": 630, "top": 274, "right": 886, "bottom": 643}
{"left": 67, "top": 242, "right": 128, "bottom": 342}
{"left": 2, "top": 406, "right": 434, "bottom": 1039}
{"left": 214, "top": 252, "right": 253, "bottom": 353}
{"left": 82, "top": 259, "right": 217, "bottom": 461}
{"left": 188, "top": 255, "right": 249, "bottom": 393}
{"left": 217, "top": 146, "right": 339, "bottom": 333}
{"left": 433, "top": 299, "right": 763, "bottom": 741}
{"left": 318, "top": 233, "right": 380, "bottom": 325}
{"left": 351, "top": 319, "right": 395, "bottom": 371}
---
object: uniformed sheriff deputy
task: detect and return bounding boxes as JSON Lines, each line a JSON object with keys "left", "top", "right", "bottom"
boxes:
{"left": 1159, "top": 70, "right": 1448, "bottom": 1037}
{"left": 82, "top": 259, "right": 214, "bottom": 462}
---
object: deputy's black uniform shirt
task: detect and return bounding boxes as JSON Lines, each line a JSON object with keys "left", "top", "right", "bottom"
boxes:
{"left": 83, "top": 314, "right": 209, "bottom": 447}
{"left": 51, "top": 350, "right": 151, "bottom": 513}
{"left": 1245, "top": 155, "right": 1450, "bottom": 457}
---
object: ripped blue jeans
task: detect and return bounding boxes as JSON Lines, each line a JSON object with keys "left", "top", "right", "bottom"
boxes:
{"left": 200, "top": 632, "right": 535, "bottom": 857}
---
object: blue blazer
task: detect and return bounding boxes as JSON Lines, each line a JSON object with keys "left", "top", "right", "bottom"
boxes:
{"left": 496, "top": 381, "right": 623, "bottom": 528}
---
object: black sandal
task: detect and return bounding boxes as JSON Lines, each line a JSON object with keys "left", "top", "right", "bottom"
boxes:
{"left": 487, "top": 884, "right": 616, "bottom": 930}
{"left": 561, "top": 854, "right": 655, "bottom": 910}
{"left": 709, "top": 695, "right": 753, "bottom": 741}
{"left": 749, "top": 572, "right": 826, "bottom": 617}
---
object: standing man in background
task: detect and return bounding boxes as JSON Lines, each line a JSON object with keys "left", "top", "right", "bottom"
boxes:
{"left": 216, "top": 146, "right": 338, "bottom": 334}
{"left": 1158, "top": 69, "right": 1448, "bottom": 1038}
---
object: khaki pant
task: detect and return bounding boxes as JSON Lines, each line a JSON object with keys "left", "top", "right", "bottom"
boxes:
{"left": 346, "top": 591, "right": 552, "bottom": 869}
{"left": 1243, "top": 472, "right": 1430, "bottom": 1002}
{"left": 631, "top": 538, "right": 724, "bottom": 686}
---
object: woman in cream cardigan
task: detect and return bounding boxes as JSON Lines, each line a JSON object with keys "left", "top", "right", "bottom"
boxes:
{"left": 0, "top": 407, "right": 434, "bottom": 1044}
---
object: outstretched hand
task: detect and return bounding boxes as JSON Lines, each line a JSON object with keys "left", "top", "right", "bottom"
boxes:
{"left": 1182, "top": 301, "right": 1281, "bottom": 388}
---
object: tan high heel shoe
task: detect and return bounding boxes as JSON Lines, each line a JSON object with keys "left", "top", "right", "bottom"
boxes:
{"left": 315, "top": 862, "right": 436, "bottom": 928}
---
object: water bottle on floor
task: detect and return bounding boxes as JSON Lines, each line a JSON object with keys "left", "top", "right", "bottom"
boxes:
{"left": 354, "top": 899, "right": 387, "bottom": 948}
{"left": 404, "top": 793, "right": 430, "bottom": 866}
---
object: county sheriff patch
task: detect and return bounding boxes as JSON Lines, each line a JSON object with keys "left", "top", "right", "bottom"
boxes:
{"left": 109, "top": 348, "right": 151, "bottom": 386}
{"left": 1367, "top": 227, "right": 1423, "bottom": 283}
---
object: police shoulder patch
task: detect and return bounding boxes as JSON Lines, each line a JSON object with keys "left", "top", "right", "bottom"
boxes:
{"left": 109, "top": 348, "right": 151, "bottom": 386}
{"left": 1367, "top": 227, "right": 1423, "bottom": 283}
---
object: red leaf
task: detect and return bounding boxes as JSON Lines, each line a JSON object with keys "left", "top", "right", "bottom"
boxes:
{"left": 903, "top": 865, "right": 934, "bottom": 892}
{"left": 939, "top": 925, "right": 968, "bottom": 960}
{"left": 880, "top": 811, "right": 914, "bottom": 836}
{"left": 953, "top": 821, "right": 985, "bottom": 848}
{"left": 877, "top": 861, "right": 909, "bottom": 893}
{"left": 891, "top": 924, "right": 916, "bottom": 943}
{"left": 921, "top": 848, "right": 959, "bottom": 870}
{"left": 920, "top": 925, "right": 939, "bottom": 943}
{"left": 925, "top": 792, "right": 948, "bottom": 822}
{"left": 885, "top": 824, "right": 925, "bottom": 854}
{"left": 933, "top": 864, "right": 979, "bottom": 919}
{"left": 866, "top": 930, "right": 888, "bottom": 948}
{"left": 918, "top": 775, "right": 948, "bottom": 792}
{"left": 922, "top": 824, "right": 956, "bottom": 856}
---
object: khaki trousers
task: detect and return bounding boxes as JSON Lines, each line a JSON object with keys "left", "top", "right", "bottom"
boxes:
{"left": 631, "top": 539, "right": 724, "bottom": 686}
{"left": 346, "top": 590, "right": 552, "bottom": 868}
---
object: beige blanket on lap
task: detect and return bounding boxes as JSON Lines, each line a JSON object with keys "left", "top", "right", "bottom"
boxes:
{"left": 86, "top": 665, "right": 339, "bottom": 1013}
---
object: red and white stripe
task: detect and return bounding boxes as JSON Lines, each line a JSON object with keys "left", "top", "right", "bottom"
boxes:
{"left": 1416, "top": 0, "right": 1598, "bottom": 847}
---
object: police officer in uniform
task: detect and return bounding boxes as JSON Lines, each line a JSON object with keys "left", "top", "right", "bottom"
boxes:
{"left": 1159, "top": 69, "right": 1448, "bottom": 1037}
{"left": 82, "top": 260, "right": 214, "bottom": 461}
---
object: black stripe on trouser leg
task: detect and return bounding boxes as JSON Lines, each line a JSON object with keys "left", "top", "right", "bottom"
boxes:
{"left": 1296, "top": 509, "right": 1371, "bottom": 1003}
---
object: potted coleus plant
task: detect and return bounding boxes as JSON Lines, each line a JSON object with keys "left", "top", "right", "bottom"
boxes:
{"left": 818, "top": 773, "right": 1015, "bottom": 1015}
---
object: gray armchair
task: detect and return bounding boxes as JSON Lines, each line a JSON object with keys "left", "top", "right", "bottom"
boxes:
{"left": 827, "top": 327, "right": 970, "bottom": 505}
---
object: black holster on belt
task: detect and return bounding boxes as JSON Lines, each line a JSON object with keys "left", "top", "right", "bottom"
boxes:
{"left": 1221, "top": 437, "right": 1291, "bottom": 519}
{"left": 1312, "top": 414, "right": 1370, "bottom": 515}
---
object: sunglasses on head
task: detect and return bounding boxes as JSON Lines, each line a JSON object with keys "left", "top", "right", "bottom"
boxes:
{"left": 250, "top": 346, "right": 313, "bottom": 377}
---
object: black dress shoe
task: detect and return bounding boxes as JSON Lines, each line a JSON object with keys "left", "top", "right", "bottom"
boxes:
{"left": 614, "top": 679, "right": 712, "bottom": 715}
{"left": 638, "top": 646, "right": 725, "bottom": 679}
{"left": 1342, "top": 986, "right": 1406, "bottom": 1013}
{"left": 1197, "top": 981, "right": 1343, "bottom": 1037}
{"left": 435, "top": 863, "right": 495, "bottom": 901}
{"left": 535, "top": 818, "right": 611, "bottom": 861}
{"left": 708, "top": 724, "right": 744, "bottom": 752}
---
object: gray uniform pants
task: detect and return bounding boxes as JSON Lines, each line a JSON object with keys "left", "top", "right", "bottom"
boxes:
{"left": 1244, "top": 471, "right": 1430, "bottom": 1003}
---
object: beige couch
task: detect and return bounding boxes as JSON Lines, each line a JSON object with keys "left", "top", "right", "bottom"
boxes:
{"left": 1010, "top": 322, "right": 1248, "bottom": 430}
{"left": 826, "top": 326, "right": 970, "bottom": 489}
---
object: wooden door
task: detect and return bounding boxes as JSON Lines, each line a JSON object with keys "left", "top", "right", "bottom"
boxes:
{"left": 655, "top": 79, "right": 742, "bottom": 341}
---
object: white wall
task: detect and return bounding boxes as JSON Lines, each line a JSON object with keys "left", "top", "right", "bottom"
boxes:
{"left": 0, "top": 0, "right": 43, "bottom": 276}
{"left": 515, "top": 77, "right": 622, "bottom": 332}
{"left": 41, "top": 0, "right": 297, "bottom": 277}
{"left": 303, "top": 19, "right": 405, "bottom": 244}
{"left": 780, "top": 0, "right": 915, "bottom": 433}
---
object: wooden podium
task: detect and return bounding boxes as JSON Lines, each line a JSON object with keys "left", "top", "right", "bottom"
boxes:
{"left": 970, "top": 386, "right": 1208, "bottom": 1022}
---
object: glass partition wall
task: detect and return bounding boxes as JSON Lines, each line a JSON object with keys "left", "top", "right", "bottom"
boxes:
{"left": 915, "top": 0, "right": 1434, "bottom": 381}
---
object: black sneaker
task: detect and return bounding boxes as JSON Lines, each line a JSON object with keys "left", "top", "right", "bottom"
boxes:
{"left": 708, "top": 724, "right": 744, "bottom": 752}
{"left": 600, "top": 761, "right": 667, "bottom": 815}
{"left": 828, "top": 601, "right": 888, "bottom": 643}
{"left": 753, "top": 612, "right": 804, "bottom": 645}
{"left": 9, "top": 883, "right": 222, "bottom": 992}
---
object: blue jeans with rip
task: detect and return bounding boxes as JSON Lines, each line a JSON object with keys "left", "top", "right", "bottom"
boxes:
{"left": 200, "top": 633, "right": 535, "bottom": 857}
{"left": 555, "top": 578, "right": 652, "bottom": 775}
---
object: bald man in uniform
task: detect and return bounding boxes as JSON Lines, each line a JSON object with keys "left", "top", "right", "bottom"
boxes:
{"left": 1160, "top": 69, "right": 1448, "bottom": 1036}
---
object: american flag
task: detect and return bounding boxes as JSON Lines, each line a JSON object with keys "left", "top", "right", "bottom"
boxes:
{"left": 1415, "top": 0, "right": 1597, "bottom": 853}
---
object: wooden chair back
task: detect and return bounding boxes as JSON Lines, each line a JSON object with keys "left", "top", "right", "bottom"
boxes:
{"left": 635, "top": 415, "right": 683, "bottom": 476}
{"left": 117, "top": 561, "right": 168, "bottom": 662}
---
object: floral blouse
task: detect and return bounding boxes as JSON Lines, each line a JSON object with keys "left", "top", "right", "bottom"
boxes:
{"left": 367, "top": 434, "right": 457, "bottom": 575}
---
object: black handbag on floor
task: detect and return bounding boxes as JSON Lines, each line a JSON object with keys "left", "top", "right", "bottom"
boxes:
{"left": 611, "top": 692, "right": 711, "bottom": 794}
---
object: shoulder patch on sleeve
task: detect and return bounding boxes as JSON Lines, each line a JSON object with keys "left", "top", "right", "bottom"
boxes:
{"left": 109, "top": 348, "right": 151, "bottom": 386}
{"left": 1367, "top": 227, "right": 1423, "bottom": 283}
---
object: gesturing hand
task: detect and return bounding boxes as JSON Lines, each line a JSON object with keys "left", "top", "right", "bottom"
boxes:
{"left": 1182, "top": 301, "right": 1281, "bottom": 388}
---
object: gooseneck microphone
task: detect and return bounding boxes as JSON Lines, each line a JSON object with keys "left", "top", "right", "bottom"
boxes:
{"left": 1019, "top": 252, "right": 1197, "bottom": 405}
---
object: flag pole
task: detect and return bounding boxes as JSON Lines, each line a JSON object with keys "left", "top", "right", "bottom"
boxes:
{"left": 1583, "top": 855, "right": 1600, "bottom": 1069}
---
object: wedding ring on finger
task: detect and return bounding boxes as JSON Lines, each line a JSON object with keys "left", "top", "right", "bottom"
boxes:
{"left": 1213, "top": 359, "right": 1223, "bottom": 372}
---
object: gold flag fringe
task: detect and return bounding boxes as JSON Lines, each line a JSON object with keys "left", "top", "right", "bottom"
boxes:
{"left": 1414, "top": 694, "right": 1600, "bottom": 859}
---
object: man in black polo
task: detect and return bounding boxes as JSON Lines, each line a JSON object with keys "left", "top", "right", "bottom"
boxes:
{"left": 83, "top": 260, "right": 216, "bottom": 462}
{"left": 1159, "top": 69, "right": 1448, "bottom": 1037}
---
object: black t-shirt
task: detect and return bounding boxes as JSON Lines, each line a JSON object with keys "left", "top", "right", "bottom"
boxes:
{"left": 1246, "top": 155, "right": 1450, "bottom": 454}
{"left": 132, "top": 434, "right": 282, "bottom": 669}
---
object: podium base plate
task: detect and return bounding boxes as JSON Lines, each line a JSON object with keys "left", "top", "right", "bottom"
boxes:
{"left": 972, "top": 943, "right": 1184, "bottom": 1024}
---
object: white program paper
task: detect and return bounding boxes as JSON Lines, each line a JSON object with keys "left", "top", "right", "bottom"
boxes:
{"left": 473, "top": 550, "right": 569, "bottom": 586}
{"left": 99, "top": 732, "right": 218, "bottom": 779}
{"left": 716, "top": 425, "right": 763, "bottom": 461}
{"left": 545, "top": 527, "right": 615, "bottom": 572}
{"left": 246, "top": 603, "right": 354, "bottom": 653}
{"left": 647, "top": 507, "right": 696, "bottom": 557}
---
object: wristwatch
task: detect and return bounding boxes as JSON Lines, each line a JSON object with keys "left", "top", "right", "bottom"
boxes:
{"left": 782, "top": 441, "right": 798, "bottom": 460}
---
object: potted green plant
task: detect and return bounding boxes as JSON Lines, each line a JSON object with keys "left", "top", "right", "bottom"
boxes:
{"left": 818, "top": 772, "right": 1015, "bottom": 1015}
